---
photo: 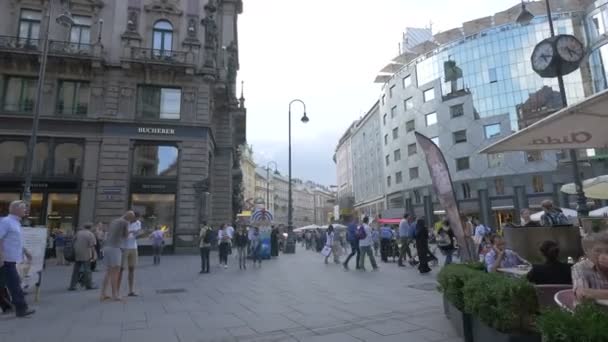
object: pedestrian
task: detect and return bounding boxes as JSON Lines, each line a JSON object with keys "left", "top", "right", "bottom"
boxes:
{"left": 218, "top": 224, "right": 231, "bottom": 269}
{"left": 436, "top": 220, "right": 455, "bottom": 265}
{"left": 250, "top": 227, "right": 262, "bottom": 267}
{"left": 305, "top": 230, "right": 312, "bottom": 250}
{"left": 0, "top": 200, "right": 35, "bottom": 317}
{"left": 235, "top": 227, "right": 248, "bottom": 270}
{"left": 94, "top": 222, "right": 106, "bottom": 260}
{"left": 100, "top": 211, "right": 132, "bottom": 302}
{"left": 270, "top": 226, "right": 279, "bottom": 257}
{"left": 519, "top": 209, "right": 540, "bottom": 227}
{"left": 150, "top": 226, "right": 165, "bottom": 265}
{"left": 379, "top": 223, "right": 393, "bottom": 262}
{"left": 323, "top": 225, "right": 340, "bottom": 264}
{"left": 0, "top": 267, "right": 11, "bottom": 314}
{"left": 371, "top": 227, "right": 380, "bottom": 257}
{"left": 473, "top": 218, "right": 492, "bottom": 254}
{"left": 358, "top": 217, "right": 379, "bottom": 271}
{"left": 397, "top": 215, "right": 416, "bottom": 266}
{"left": 540, "top": 200, "right": 571, "bottom": 226}
{"left": 343, "top": 220, "right": 361, "bottom": 270}
{"left": 199, "top": 222, "right": 212, "bottom": 274}
{"left": 68, "top": 223, "right": 97, "bottom": 291}
{"left": 118, "top": 211, "right": 141, "bottom": 297}
{"left": 415, "top": 218, "right": 432, "bottom": 274}
{"left": 54, "top": 229, "right": 66, "bottom": 265}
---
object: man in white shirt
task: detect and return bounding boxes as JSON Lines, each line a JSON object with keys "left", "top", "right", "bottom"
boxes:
{"left": 119, "top": 211, "right": 141, "bottom": 296}
{"left": 0, "top": 200, "right": 35, "bottom": 317}
{"left": 358, "top": 217, "right": 379, "bottom": 271}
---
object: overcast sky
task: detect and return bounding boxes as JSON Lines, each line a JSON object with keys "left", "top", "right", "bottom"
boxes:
{"left": 238, "top": 0, "right": 520, "bottom": 186}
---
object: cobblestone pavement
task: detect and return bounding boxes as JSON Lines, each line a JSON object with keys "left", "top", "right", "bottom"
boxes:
{"left": 0, "top": 248, "right": 459, "bottom": 342}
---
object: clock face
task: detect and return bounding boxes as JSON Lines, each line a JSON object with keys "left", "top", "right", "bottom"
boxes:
{"left": 531, "top": 42, "right": 554, "bottom": 72}
{"left": 556, "top": 35, "right": 584, "bottom": 63}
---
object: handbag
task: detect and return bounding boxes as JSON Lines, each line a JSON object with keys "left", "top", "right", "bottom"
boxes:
{"left": 321, "top": 245, "right": 332, "bottom": 257}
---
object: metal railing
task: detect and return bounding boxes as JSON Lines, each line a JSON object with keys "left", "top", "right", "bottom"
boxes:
{"left": 49, "top": 40, "right": 94, "bottom": 56}
{"left": 0, "top": 35, "right": 40, "bottom": 51}
{"left": 0, "top": 35, "right": 99, "bottom": 58}
{"left": 130, "top": 47, "right": 193, "bottom": 65}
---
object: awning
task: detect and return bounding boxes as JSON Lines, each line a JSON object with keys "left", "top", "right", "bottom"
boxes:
{"left": 561, "top": 175, "right": 608, "bottom": 200}
{"left": 480, "top": 89, "right": 608, "bottom": 153}
{"left": 378, "top": 218, "right": 401, "bottom": 224}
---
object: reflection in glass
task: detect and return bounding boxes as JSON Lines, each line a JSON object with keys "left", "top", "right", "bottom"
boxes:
{"left": 131, "top": 193, "right": 175, "bottom": 246}
{"left": 138, "top": 86, "right": 181, "bottom": 120}
{"left": 153, "top": 20, "right": 173, "bottom": 56}
{"left": 456, "top": 157, "right": 470, "bottom": 171}
{"left": 484, "top": 123, "right": 501, "bottom": 139}
{"left": 423, "top": 88, "right": 435, "bottom": 102}
{"left": 0, "top": 193, "right": 20, "bottom": 216}
{"left": 488, "top": 153, "right": 504, "bottom": 168}
{"left": 0, "top": 141, "right": 26, "bottom": 174}
{"left": 46, "top": 193, "right": 78, "bottom": 233}
{"left": 27, "top": 193, "right": 43, "bottom": 227}
{"left": 54, "top": 143, "right": 83, "bottom": 175}
{"left": 57, "top": 81, "right": 90, "bottom": 115}
{"left": 425, "top": 112, "right": 437, "bottom": 126}
{"left": 431, "top": 136, "right": 439, "bottom": 147}
{"left": 18, "top": 10, "right": 41, "bottom": 46}
{"left": 133, "top": 145, "right": 178, "bottom": 177}
{"left": 3, "top": 77, "right": 37, "bottom": 112}
{"left": 69, "top": 16, "right": 91, "bottom": 48}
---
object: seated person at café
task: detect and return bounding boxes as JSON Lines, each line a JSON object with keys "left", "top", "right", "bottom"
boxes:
{"left": 519, "top": 208, "right": 540, "bottom": 227}
{"left": 527, "top": 240, "right": 572, "bottom": 285}
{"left": 572, "top": 232, "right": 608, "bottom": 301}
{"left": 484, "top": 236, "right": 528, "bottom": 273}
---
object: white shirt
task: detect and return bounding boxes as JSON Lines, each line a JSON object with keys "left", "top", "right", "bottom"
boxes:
{"left": 123, "top": 220, "right": 141, "bottom": 249}
{"left": 474, "top": 224, "right": 489, "bottom": 237}
{"left": 359, "top": 224, "right": 374, "bottom": 247}
{"left": 325, "top": 231, "right": 334, "bottom": 247}
{"left": 0, "top": 215, "right": 24, "bottom": 263}
{"left": 226, "top": 226, "right": 235, "bottom": 239}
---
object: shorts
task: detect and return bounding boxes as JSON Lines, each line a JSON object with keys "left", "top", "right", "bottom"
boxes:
{"left": 102, "top": 247, "right": 122, "bottom": 268}
{"left": 122, "top": 249, "right": 138, "bottom": 268}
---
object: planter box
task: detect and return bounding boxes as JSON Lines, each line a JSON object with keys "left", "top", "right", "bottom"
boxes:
{"left": 443, "top": 296, "right": 473, "bottom": 342}
{"left": 471, "top": 316, "right": 540, "bottom": 342}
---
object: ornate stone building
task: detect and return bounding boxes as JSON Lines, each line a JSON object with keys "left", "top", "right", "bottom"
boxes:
{"left": 0, "top": 0, "right": 245, "bottom": 252}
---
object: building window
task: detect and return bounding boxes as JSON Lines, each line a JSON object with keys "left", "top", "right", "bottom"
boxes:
{"left": 385, "top": 155, "right": 389, "bottom": 166}
{"left": 391, "top": 106, "right": 397, "bottom": 118}
{"left": 431, "top": 136, "right": 439, "bottom": 147}
{"left": 409, "top": 167, "right": 419, "bottom": 180}
{"left": 403, "top": 75, "right": 411, "bottom": 88}
{"left": 586, "top": 148, "right": 596, "bottom": 157}
{"left": 133, "top": 144, "right": 179, "bottom": 177}
{"left": 406, "top": 119, "right": 415, "bottom": 132}
{"left": 413, "top": 190, "right": 421, "bottom": 204}
{"left": 392, "top": 127, "right": 399, "bottom": 140}
{"left": 57, "top": 81, "right": 90, "bottom": 116}
{"left": 387, "top": 176, "right": 391, "bottom": 187}
{"left": 404, "top": 97, "right": 413, "bottom": 111}
{"left": 495, "top": 177, "right": 505, "bottom": 195}
{"left": 396, "top": 171, "right": 403, "bottom": 184}
{"left": 2, "top": 76, "right": 37, "bottom": 113}
{"left": 423, "top": 88, "right": 435, "bottom": 102}
{"left": 456, "top": 157, "right": 470, "bottom": 171}
{"left": 69, "top": 16, "right": 92, "bottom": 48}
{"left": 389, "top": 85, "right": 395, "bottom": 98}
{"left": 462, "top": 183, "right": 471, "bottom": 199}
{"left": 425, "top": 112, "right": 437, "bottom": 126}
{"left": 450, "top": 104, "right": 464, "bottom": 118}
{"left": 394, "top": 149, "right": 401, "bottom": 162}
{"left": 153, "top": 20, "right": 173, "bottom": 54}
{"left": 383, "top": 114, "right": 387, "bottom": 125}
{"left": 526, "top": 151, "right": 542, "bottom": 162}
{"left": 137, "top": 86, "right": 181, "bottom": 120}
{"left": 130, "top": 193, "right": 175, "bottom": 246}
{"left": 488, "top": 153, "right": 504, "bottom": 168}
{"left": 532, "top": 175, "right": 544, "bottom": 193}
{"left": 381, "top": 94, "right": 386, "bottom": 105}
{"left": 54, "top": 143, "right": 83, "bottom": 176}
{"left": 407, "top": 143, "right": 417, "bottom": 156}
{"left": 18, "top": 9, "right": 41, "bottom": 47}
{"left": 489, "top": 67, "right": 498, "bottom": 83}
{"left": 0, "top": 141, "right": 27, "bottom": 174}
{"left": 384, "top": 134, "right": 388, "bottom": 145}
{"left": 453, "top": 130, "right": 467, "bottom": 144}
{"left": 484, "top": 123, "right": 501, "bottom": 139}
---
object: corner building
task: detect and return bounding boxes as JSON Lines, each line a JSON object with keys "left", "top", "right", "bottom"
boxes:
{"left": 378, "top": 0, "right": 607, "bottom": 226}
{"left": 0, "top": 0, "right": 246, "bottom": 252}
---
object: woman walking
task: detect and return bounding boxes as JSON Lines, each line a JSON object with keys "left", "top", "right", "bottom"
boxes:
{"left": 414, "top": 218, "right": 432, "bottom": 274}
{"left": 218, "top": 224, "right": 231, "bottom": 269}
{"left": 100, "top": 211, "right": 132, "bottom": 302}
{"left": 235, "top": 227, "right": 248, "bottom": 270}
{"left": 250, "top": 227, "right": 262, "bottom": 267}
{"left": 323, "top": 225, "right": 336, "bottom": 264}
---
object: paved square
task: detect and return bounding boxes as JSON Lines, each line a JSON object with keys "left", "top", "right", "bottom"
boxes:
{"left": 0, "top": 249, "right": 457, "bottom": 342}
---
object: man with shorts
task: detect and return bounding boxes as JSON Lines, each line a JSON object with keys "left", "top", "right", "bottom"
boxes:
{"left": 118, "top": 211, "right": 141, "bottom": 297}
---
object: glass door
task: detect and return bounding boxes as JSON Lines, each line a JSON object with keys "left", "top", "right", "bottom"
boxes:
{"left": 46, "top": 193, "right": 78, "bottom": 234}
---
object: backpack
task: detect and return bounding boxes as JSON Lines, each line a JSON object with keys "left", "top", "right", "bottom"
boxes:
{"left": 202, "top": 228, "right": 212, "bottom": 244}
{"left": 436, "top": 229, "right": 451, "bottom": 247}
{"left": 356, "top": 225, "right": 367, "bottom": 240}
{"left": 63, "top": 236, "right": 75, "bottom": 262}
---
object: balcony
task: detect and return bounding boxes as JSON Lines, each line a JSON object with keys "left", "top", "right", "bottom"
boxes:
{"left": 0, "top": 35, "right": 103, "bottom": 64}
{"left": 49, "top": 41, "right": 95, "bottom": 57}
{"left": 0, "top": 35, "right": 40, "bottom": 53}
{"left": 125, "top": 47, "right": 197, "bottom": 70}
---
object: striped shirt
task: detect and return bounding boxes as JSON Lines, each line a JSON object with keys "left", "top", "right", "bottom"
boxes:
{"left": 572, "top": 259, "right": 608, "bottom": 290}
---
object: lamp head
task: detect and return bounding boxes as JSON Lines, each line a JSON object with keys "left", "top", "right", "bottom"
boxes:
{"left": 56, "top": 11, "right": 75, "bottom": 28}
{"left": 516, "top": 1, "right": 534, "bottom": 25}
{"left": 301, "top": 112, "right": 309, "bottom": 123}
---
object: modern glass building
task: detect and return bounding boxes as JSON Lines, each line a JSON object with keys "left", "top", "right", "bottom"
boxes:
{"left": 376, "top": 2, "right": 605, "bottom": 227}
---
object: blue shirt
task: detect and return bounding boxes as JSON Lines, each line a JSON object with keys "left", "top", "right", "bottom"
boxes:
{"left": 347, "top": 224, "right": 357, "bottom": 242}
{"left": 484, "top": 249, "right": 524, "bottom": 272}
{"left": 54, "top": 234, "right": 66, "bottom": 247}
{"left": 0, "top": 215, "right": 24, "bottom": 263}
{"left": 380, "top": 226, "right": 393, "bottom": 239}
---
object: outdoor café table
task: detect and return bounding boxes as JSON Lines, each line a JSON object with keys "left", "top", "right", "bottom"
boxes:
{"left": 596, "top": 299, "right": 608, "bottom": 307}
{"left": 497, "top": 266, "right": 531, "bottom": 277}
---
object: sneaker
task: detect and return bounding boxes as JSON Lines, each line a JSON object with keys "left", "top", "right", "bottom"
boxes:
{"left": 128, "top": 292, "right": 138, "bottom": 297}
{"left": 199, "top": 270, "right": 205, "bottom": 274}
{"left": 224, "top": 265, "right": 228, "bottom": 269}
{"left": 16, "top": 309, "right": 35, "bottom": 318}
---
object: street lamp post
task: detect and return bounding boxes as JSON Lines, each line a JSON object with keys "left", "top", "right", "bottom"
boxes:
{"left": 286, "top": 99, "right": 309, "bottom": 254}
{"left": 517, "top": 0, "right": 589, "bottom": 216}
{"left": 266, "top": 161, "right": 278, "bottom": 210}
{"left": 22, "top": 4, "right": 74, "bottom": 208}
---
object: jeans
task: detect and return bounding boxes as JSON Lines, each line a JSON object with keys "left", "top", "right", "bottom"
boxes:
{"left": 200, "top": 247, "right": 210, "bottom": 272}
{"left": 3, "top": 262, "right": 27, "bottom": 313}
{"left": 343, "top": 240, "right": 360, "bottom": 268}
{"left": 69, "top": 261, "right": 92, "bottom": 289}
{"left": 219, "top": 242, "right": 230, "bottom": 265}
{"left": 0, "top": 266, "right": 11, "bottom": 312}
{"left": 237, "top": 247, "right": 247, "bottom": 269}
{"left": 152, "top": 244, "right": 163, "bottom": 265}
{"left": 359, "top": 245, "right": 378, "bottom": 270}
{"left": 398, "top": 238, "right": 413, "bottom": 264}
{"left": 380, "top": 239, "right": 391, "bottom": 262}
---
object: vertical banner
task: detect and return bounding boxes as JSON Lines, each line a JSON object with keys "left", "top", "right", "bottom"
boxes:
{"left": 415, "top": 132, "right": 474, "bottom": 261}
{"left": 19, "top": 227, "right": 48, "bottom": 290}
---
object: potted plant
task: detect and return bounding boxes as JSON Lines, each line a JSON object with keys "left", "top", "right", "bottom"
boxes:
{"left": 537, "top": 302, "right": 608, "bottom": 342}
{"left": 463, "top": 272, "right": 540, "bottom": 342}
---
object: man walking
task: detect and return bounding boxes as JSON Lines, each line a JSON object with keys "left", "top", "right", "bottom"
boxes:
{"left": 68, "top": 223, "right": 97, "bottom": 291}
{"left": 118, "top": 211, "right": 141, "bottom": 297}
{"left": 379, "top": 223, "right": 393, "bottom": 262}
{"left": 398, "top": 214, "right": 417, "bottom": 267}
{"left": 0, "top": 200, "right": 35, "bottom": 317}
{"left": 342, "top": 219, "right": 360, "bottom": 270}
{"left": 199, "top": 222, "right": 212, "bottom": 274}
{"left": 359, "top": 217, "right": 378, "bottom": 271}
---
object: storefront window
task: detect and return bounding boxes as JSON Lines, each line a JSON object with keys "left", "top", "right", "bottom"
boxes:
{"left": 131, "top": 193, "right": 175, "bottom": 246}
{"left": 0, "top": 193, "right": 20, "bottom": 216}
{"left": 133, "top": 145, "right": 178, "bottom": 177}
{"left": 46, "top": 193, "right": 78, "bottom": 233}
{"left": 0, "top": 141, "right": 26, "bottom": 174}
{"left": 27, "top": 193, "right": 43, "bottom": 227}
{"left": 54, "top": 143, "right": 83, "bottom": 176}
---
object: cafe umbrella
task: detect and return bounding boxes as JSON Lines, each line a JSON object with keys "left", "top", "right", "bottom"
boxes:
{"left": 561, "top": 175, "right": 608, "bottom": 200}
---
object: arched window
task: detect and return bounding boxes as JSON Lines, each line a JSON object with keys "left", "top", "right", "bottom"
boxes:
{"left": 153, "top": 20, "right": 173, "bottom": 55}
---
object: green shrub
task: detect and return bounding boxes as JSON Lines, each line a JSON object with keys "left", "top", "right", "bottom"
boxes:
{"left": 437, "top": 263, "right": 484, "bottom": 311}
{"left": 537, "top": 303, "right": 608, "bottom": 342}
{"left": 462, "top": 271, "right": 538, "bottom": 333}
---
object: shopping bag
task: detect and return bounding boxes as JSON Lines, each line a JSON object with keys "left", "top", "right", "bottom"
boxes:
{"left": 321, "top": 246, "right": 332, "bottom": 257}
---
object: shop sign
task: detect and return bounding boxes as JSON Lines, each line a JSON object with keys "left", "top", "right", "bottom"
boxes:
{"left": 100, "top": 187, "right": 122, "bottom": 194}
{"left": 0, "top": 181, "right": 79, "bottom": 191}
{"left": 131, "top": 182, "right": 177, "bottom": 193}
{"left": 137, "top": 127, "right": 176, "bottom": 135}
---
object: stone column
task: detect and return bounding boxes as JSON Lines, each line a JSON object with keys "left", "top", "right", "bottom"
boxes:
{"left": 211, "top": 147, "right": 233, "bottom": 226}
{"left": 478, "top": 188, "right": 492, "bottom": 227}
{"left": 423, "top": 194, "right": 434, "bottom": 227}
{"left": 94, "top": 137, "right": 130, "bottom": 224}
{"left": 78, "top": 139, "right": 101, "bottom": 225}
{"left": 405, "top": 197, "right": 414, "bottom": 216}
{"left": 513, "top": 185, "right": 528, "bottom": 225}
